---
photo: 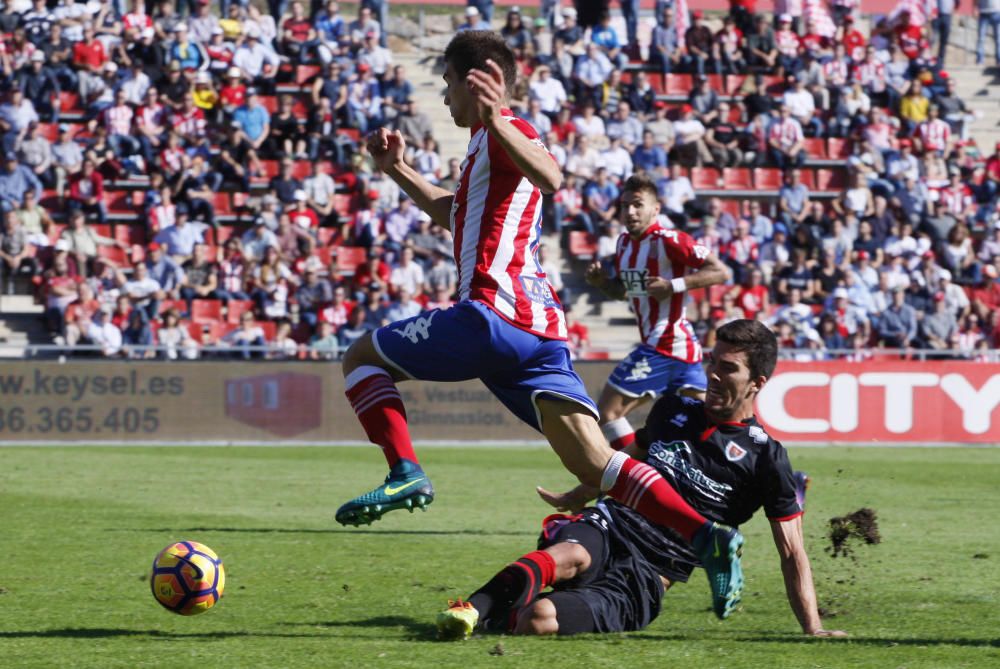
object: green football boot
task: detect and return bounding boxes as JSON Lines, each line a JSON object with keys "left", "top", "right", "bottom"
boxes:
{"left": 692, "top": 522, "right": 745, "bottom": 620}
{"left": 335, "top": 459, "right": 434, "bottom": 527}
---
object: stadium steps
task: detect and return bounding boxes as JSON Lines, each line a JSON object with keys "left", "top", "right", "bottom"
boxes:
{"left": 949, "top": 65, "right": 1000, "bottom": 150}
{"left": 391, "top": 50, "right": 470, "bottom": 166}
{"left": 0, "top": 294, "right": 46, "bottom": 358}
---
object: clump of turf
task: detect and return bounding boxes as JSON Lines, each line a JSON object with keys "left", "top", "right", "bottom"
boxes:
{"left": 827, "top": 508, "right": 881, "bottom": 559}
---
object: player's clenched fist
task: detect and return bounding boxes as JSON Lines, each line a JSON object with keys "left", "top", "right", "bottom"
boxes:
{"left": 584, "top": 261, "right": 607, "bottom": 288}
{"left": 366, "top": 128, "right": 406, "bottom": 172}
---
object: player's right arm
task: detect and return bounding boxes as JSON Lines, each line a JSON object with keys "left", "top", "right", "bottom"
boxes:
{"left": 367, "top": 128, "right": 454, "bottom": 230}
{"left": 584, "top": 260, "right": 626, "bottom": 300}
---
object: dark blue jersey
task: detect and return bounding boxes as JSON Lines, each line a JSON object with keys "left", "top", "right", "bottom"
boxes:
{"left": 599, "top": 394, "right": 802, "bottom": 582}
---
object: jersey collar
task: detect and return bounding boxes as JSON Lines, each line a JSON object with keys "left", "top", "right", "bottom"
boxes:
{"left": 471, "top": 108, "right": 513, "bottom": 136}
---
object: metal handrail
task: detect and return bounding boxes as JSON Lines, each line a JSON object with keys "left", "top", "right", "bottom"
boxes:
{"left": 12, "top": 343, "right": 999, "bottom": 362}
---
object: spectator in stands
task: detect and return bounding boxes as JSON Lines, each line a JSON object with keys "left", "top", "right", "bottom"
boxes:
{"left": 528, "top": 65, "right": 567, "bottom": 118}
{"left": 121, "top": 260, "right": 163, "bottom": 320}
{"left": 357, "top": 29, "right": 392, "bottom": 80}
{"left": 877, "top": 285, "right": 918, "bottom": 348}
{"left": 632, "top": 130, "right": 668, "bottom": 173}
{"left": 777, "top": 168, "right": 809, "bottom": 228}
{"left": 573, "top": 43, "right": 613, "bottom": 108}
{"left": 346, "top": 63, "right": 382, "bottom": 133}
{"left": 179, "top": 242, "right": 218, "bottom": 310}
{"left": 15, "top": 189, "right": 52, "bottom": 244}
{"left": 154, "top": 204, "right": 205, "bottom": 261}
{"left": 0, "top": 89, "right": 38, "bottom": 155}
{"left": 67, "top": 158, "right": 108, "bottom": 225}
{"left": 222, "top": 310, "right": 267, "bottom": 359}
{"left": 649, "top": 5, "right": 682, "bottom": 74}
{"left": 456, "top": 6, "right": 487, "bottom": 33}
{"left": 15, "top": 122, "right": 52, "bottom": 188}
{"left": 82, "top": 306, "right": 124, "bottom": 357}
{"left": 251, "top": 244, "right": 294, "bottom": 318}
{"left": 976, "top": 0, "right": 1000, "bottom": 66}
{"left": 233, "top": 25, "right": 279, "bottom": 93}
{"left": 229, "top": 88, "right": 268, "bottom": 153}
{"left": 0, "top": 209, "right": 37, "bottom": 285}
{"left": 705, "top": 101, "right": 743, "bottom": 167}
{"left": 122, "top": 308, "right": 156, "bottom": 359}
{"left": 307, "top": 319, "right": 339, "bottom": 359}
{"left": 717, "top": 15, "right": 746, "bottom": 75}
{"left": 767, "top": 103, "right": 805, "bottom": 169}
{"left": 684, "top": 9, "right": 714, "bottom": 76}
{"left": 385, "top": 287, "right": 421, "bottom": 322}
{"left": 773, "top": 14, "right": 802, "bottom": 77}
{"left": 657, "top": 162, "right": 695, "bottom": 226}
{"left": 590, "top": 11, "right": 626, "bottom": 69}
{"left": 158, "top": 307, "right": 198, "bottom": 359}
{"left": 746, "top": 13, "right": 778, "bottom": 73}
{"left": 146, "top": 240, "right": 185, "bottom": 297}
{"left": 18, "top": 52, "right": 60, "bottom": 124}
{"left": 672, "top": 104, "right": 711, "bottom": 167}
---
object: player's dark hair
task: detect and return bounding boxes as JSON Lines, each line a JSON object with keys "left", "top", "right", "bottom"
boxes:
{"left": 621, "top": 173, "right": 659, "bottom": 201}
{"left": 443, "top": 31, "right": 517, "bottom": 97}
{"left": 715, "top": 319, "right": 778, "bottom": 380}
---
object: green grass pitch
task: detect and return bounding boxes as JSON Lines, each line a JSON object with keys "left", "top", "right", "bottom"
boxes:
{"left": 0, "top": 445, "right": 998, "bottom": 668}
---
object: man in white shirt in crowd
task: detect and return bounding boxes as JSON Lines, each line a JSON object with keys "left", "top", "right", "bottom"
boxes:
{"left": 85, "top": 307, "right": 123, "bottom": 357}
{"left": 529, "top": 65, "right": 567, "bottom": 117}
{"left": 672, "top": 104, "right": 712, "bottom": 167}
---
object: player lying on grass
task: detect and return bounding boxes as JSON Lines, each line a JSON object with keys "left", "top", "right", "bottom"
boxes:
{"left": 438, "top": 320, "right": 846, "bottom": 638}
{"left": 585, "top": 173, "right": 730, "bottom": 452}
{"left": 337, "top": 31, "right": 744, "bottom": 619}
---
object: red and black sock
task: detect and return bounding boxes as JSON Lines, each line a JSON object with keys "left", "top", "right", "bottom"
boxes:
{"left": 468, "top": 550, "right": 556, "bottom": 631}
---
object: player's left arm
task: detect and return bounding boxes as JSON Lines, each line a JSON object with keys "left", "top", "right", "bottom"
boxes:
{"left": 769, "top": 517, "right": 847, "bottom": 638}
{"left": 467, "top": 60, "right": 563, "bottom": 194}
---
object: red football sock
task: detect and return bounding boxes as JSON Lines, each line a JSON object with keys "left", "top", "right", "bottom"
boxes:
{"left": 602, "top": 417, "right": 636, "bottom": 451}
{"left": 603, "top": 452, "right": 706, "bottom": 540}
{"left": 344, "top": 366, "right": 418, "bottom": 468}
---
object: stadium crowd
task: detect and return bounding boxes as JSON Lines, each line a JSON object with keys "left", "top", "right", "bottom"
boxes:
{"left": 0, "top": 0, "right": 998, "bottom": 360}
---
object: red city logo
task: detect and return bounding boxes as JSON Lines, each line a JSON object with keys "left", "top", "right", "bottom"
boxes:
{"left": 224, "top": 372, "right": 322, "bottom": 437}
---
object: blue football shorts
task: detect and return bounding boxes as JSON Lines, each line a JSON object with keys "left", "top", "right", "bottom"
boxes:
{"left": 606, "top": 344, "right": 707, "bottom": 399}
{"left": 373, "top": 300, "right": 599, "bottom": 431}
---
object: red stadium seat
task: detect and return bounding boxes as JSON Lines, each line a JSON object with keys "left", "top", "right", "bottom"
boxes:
{"left": 59, "top": 91, "right": 81, "bottom": 113}
{"left": 190, "top": 299, "right": 223, "bottom": 324}
{"left": 335, "top": 246, "right": 367, "bottom": 274}
{"left": 104, "top": 192, "right": 133, "bottom": 215}
{"left": 158, "top": 299, "right": 186, "bottom": 315}
{"left": 188, "top": 320, "right": 227, "bottom": 344}
{"left": 800, "top": 169, "right": 817, "bottom": 190}
{"left": 568, "top": 231, "right": 598, "bottom": 260}
{"left": 259, "top": 95, "right": 278, "bottom": 114}
{"left": 338, "top": 128, "right": 361, "bottom": 144}
{"left": 259, "top": 159, "right": 280, "bottom": 178}
{"left": 215, "top": 226, "right": 235, "bottom": 243}
{"left": 722, "top": 168, "right": 752, "bottom": 190}
{"left": 753, "top": 167, "right": 783, "bottom": 190}
{"left": 705, "top": 75, "right": 725, "bottom": 95}
{"left": 815, "top": 168, "right": 847, "bottom": 191}
{"left": 717, "top": 199, "right": 741, "bottom": 218}
{"left": 803, "top": 137, "right": 827, "bottom": 159}
{"left": 708, "top": 284, "right": 732, "bottom": 307}
{"left": 226, "top": 299, "right": 255, "bottom": 324}
{"left": 761, "top": 76, "right": 784, "bottom": 95}
{"left": 295, "top": 65, "right": 321, "bottom": 86}
{"left": 646, "top": 73, "right": 667, "bottom": 96}
{"left": 665, "top": 74, "right": 693, "bottom": 96}
{"left": 827, "top": 137, "right": 852, "bottom": 159}
{"left": 690, "top": 167, "right": 722, "bottom": 190}
{"left": 724, "top": 74, "right": 747, "bottom": 95}
{"left": 316, "top": 228, "right": 339, "bottom": 246}
{"left": 211, "top": 192, "right": 234, "bottom": 216}
{"left": 290, "top": 160, "right": 311, "bottom": 180}
{"left": 258, "top": 321, "right": 277, "bottom": 341}
{"left": 38, "top": 123, "right": 59, "bottom": 142}
{"left": 97, "top": 244, "right": 130, "bottom": 267}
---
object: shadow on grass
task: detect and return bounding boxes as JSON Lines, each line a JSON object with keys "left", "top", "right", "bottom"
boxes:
{"left": 295, "top": 615, "right": 437, "bottom": 641}
{"left": 123, "top": 527, "right": 535, "bottom": 537}
{"left": 0, "top": 617, "right": 435, "bottom": 642}
{"left": 628, "top": 632, "right": 1000, "bottom": 649}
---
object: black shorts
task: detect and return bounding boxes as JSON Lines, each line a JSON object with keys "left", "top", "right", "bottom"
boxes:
{"left": 537, "top": 509, "right": 666, "bottom": 634}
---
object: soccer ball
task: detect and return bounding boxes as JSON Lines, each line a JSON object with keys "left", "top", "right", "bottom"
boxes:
{"left": 150, "top": 541, "right": 225, "bottom": 615}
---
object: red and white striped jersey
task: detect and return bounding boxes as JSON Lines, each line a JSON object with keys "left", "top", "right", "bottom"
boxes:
{"left": 614, "top": 223, "right": 708, "bottom": 362}
{"left": 852, "top": 60, "right": 886, "bottom": 92}
{"left": 918, "top": 118, "right": 951, "bottom": 152}
{"left": 451, "top": 109, "right": 566, "bottom": 339}
{"left": 768, "top": 117, "right": 804, "bottom": 150}
{"left": 102, "top": 104, "right": 133, "bottom": 136}
{"left": 939, "top": 184, "right": 973, "bottom": 215}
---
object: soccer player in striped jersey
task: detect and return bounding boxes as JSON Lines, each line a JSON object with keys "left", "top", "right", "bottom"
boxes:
{"left": 337, "top": 31, "right": 744, "bottom": 619}
{"left": 585, "top": 173, "right": 730, "bottom": 453}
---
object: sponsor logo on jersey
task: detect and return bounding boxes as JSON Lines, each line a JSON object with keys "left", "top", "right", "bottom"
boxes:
{"left": 724, "top": 440, "right": 747, "bottom": 462}
{"left": 693, "top": 244, "right": 709, "bottom": 260}
{"left": 393, "top": 311, "right": 437, "bottom": 344}
{"left": 670, "top": 413, "right": 688, "bottom": 428}
{"left": 625, "top": 358, "right": 653, "bottom": 382}
{"left": 748, "top": 425, "right": 769, "bottom": 444}
{"left": 519, "top": 276, "right": 559, "bottom": 307}
{"left": 648, "top": 440, "right": 733, "bottom": 502}
{"left": 619, "top": 269, "right": 648, "bottom": 296}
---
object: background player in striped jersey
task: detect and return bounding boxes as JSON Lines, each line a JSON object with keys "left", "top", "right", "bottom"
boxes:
{"left": 585, "top": 174, "right": 730, "bottom": 452}
{"left": 337, "top": 31, "right": 744, "bottom": 618}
